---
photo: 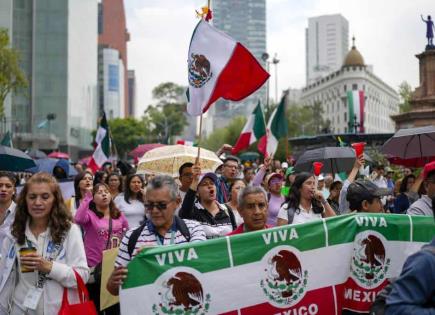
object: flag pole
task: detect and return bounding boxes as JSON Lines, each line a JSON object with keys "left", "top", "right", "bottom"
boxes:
{"left": 195, "top": 0, "right": 210, "bottom": 164}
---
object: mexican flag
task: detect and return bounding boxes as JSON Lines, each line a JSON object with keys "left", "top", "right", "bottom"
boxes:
{"left": 186, "top": 20, "right": 269, "bottom": 116}
{"left": 88, "top": 112, "right": 110, "bottom": 172}
{"left": 258, "top": 94, "right": 288, "bottom": 157}
{"left": 119, "top": 214, "right": 434, "bottom": 314}
{"left": 232, "top": 101, "right": 266, "bottom": 155}
{"left": 176, "top": 139, "right": 197, "bottom": 146}
{"left": 347, "top": 90, "right": 365, "bottom": 133}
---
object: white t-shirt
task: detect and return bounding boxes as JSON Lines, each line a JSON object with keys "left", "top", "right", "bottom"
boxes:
{"left": 114, "top": 194, "right": 145, "bottom": 229}
{"left": 277, "top": 204, "right": 322, "bottom": 225}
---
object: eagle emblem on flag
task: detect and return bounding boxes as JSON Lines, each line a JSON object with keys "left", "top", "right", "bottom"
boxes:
{"left": 260, "top": 247, "right": 308, "bottom": 307}
{"left": 188, "top": 53, "right": 212, "bottom": 88}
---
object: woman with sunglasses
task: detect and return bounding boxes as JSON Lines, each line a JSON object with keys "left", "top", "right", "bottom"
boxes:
{"left": 75, "top": 183, "right": 128, "bottom": 314}
{"left": 114, "top": 174, "right": 145, "bottom": 229}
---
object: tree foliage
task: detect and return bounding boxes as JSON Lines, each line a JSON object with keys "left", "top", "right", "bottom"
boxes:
{"left": 108, "top": 118, "right": 150, "bottom": 158}
{"left": 0, "top": 28, "right": 27, "bottom": 118}
{"left": 143, "top": 82, "right": 188, "bottom": 144}
{"left": 201, "top": 116, "right": 247, "bottom": 152}
{"left": 398, "top": 81, "right": 413, "bottom": 113}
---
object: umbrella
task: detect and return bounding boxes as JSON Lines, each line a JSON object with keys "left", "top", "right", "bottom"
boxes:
{"left": 295, "top": 147, "right": 372, "bottom": 174}
{"left": 128, "top": 143, "right": 166, "bottom": 159}
{"left": 0, "top": 146, "right": 36, "bottom": 171}
{"left": 27, "top": 158, "right": 77, "bottom": 177}
{"left": 48, "top": 151, "right": 70, "bottom": 160}
{"left": 26, "top": 148, "right": 47, "bottom": 159}
{"left": 238, "top": 151, "right": 260, "bottom": 161}
{"left": 137, "top": 145, "right": 222, "bottom": 177}
{"left": 381, "top": 126, "right": 435, "bottom": 161}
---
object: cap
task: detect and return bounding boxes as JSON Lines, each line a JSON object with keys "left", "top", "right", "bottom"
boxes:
{"left": 423, "top": 161, "right": 435, "bottom": 180}
{"left": 198, "top": 172, "right": 218, "bottom": 186}
{"left": 384, "top": 166, "right": 394, "bottom": 173}
{"left": 346, "top": 179, "right": 390, "bottom": 205}
{"left": 281, "top": 162, "right": 289, "bottom": 169}
{"left": 285, "top": 166, "right": 295, "bottom": 177}
{"left": 318, "top": 174, "right": 325, "bottom": 181}
{"left": 265, "top": 172, "right": 283, "bottom": 185}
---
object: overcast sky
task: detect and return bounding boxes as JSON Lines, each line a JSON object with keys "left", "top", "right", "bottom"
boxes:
{"left": 125, "top": 0, "right": 433, "bottom": 117}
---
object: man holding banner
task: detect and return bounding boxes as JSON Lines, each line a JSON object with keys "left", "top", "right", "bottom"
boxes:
{"left": 106, "top": 176, "right": 206, "bottom": 296}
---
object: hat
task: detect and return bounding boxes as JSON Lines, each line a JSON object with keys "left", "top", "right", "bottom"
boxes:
{"left": 285, "top": 166, "right": 295, "bottom": 177}
{"left": 198, "top": 172, "right": 218, "bottom": 186}
{"left": 346, "top": 179, "right": 390, "bottom": 206}
{"left": 423, "top": 161, "right": 435, "bottom": 180}
{"left": 281, "top": 162, "right": 289, "bottom": 169}
{"left": 318, "top": 174, "right": 325, "bottom": 181}
{"left": 265, "top": 172, "right": 283, "bottom": 185}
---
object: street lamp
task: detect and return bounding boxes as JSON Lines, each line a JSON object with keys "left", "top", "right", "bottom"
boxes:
{"left": 272, "top": 53, "right": 280, "bottom": 103}
{"left": 261, "top": 52, "right": 270, "bottom": 114}
{"left": 352, "top": 115, "right": 361, "bottom": 134}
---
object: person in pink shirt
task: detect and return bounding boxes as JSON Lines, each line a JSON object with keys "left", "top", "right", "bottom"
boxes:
{"left": 75, "top": 183, "right": 129, "bottom": 314}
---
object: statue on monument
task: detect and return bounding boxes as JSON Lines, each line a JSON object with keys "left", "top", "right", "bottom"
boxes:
{"left": 421, "top": 14, "right": 434, "bottom": 48}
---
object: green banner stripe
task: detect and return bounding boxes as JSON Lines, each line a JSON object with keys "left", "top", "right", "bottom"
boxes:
{"left": 122, "top": 214, "right": 434, "bottom": 289}
{"left": 347, "top": 91, "right": 354, "bottom": 129}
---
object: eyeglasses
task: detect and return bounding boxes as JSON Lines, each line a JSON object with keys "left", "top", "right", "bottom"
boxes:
{"left": 224, "top": 164, "right": 238, "bottom": 169}
{"left": 244, "top": 202, "right": 267, "bottom": 211}
{"left": 145, "top": 201, "right": 173, "bottom": 211}
{"left": 181, "top": 173, "right": 194, "bottom": 178}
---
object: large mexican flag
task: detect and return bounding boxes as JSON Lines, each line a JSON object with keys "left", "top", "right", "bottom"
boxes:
{"left": 347, "top": 90, "right": 365, "bottom": 133}
{"left": 120, "top": 214, "right": 434, "bottom": 314}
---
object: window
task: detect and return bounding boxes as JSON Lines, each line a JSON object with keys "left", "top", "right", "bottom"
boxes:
{"left": 352, "top": 84, "right": 358, "bottom": 90}
{"left": 344, "top": 84, "right": 347, "bottom": 92}
{"left": 344, "top": 112, "right": 347, "bottom": 122}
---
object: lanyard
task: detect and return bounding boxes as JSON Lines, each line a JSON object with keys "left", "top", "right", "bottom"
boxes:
{"left": 155, "top": 230, "right": 176, "bottom": 246}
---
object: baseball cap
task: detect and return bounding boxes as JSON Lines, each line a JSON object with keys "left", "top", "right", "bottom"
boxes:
{"left": 346, "top": 179, "right": 390, "bottom": 206}
{"left": 281, "top": 162, "right": 289, "bottom": 169}
{"left": 423, "top": 161, "right": 435, "bottom": 180}
{"left": 384, "top": 166, "right": 394, "bottom": 173}
{"left": 318, "top": 174, "right": 325, "bottom": 181}
{"left": 198, "top": 172, "right": 218, "bottom": 186}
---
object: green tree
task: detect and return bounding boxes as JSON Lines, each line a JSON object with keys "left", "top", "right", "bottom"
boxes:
{"left": 398, "top": 81, "right": 413, "bottom": 113}
{"left": 201, "top": 116, "right": 246, "bottom": 152}
{"left": 0, "top": 28, "right": 27, "bottom": 118}
{"left": 108, "top": 117, "right": 150, "bottom": 158}
{"left": 143, "top": 82, "right": 188, "bottom": 144}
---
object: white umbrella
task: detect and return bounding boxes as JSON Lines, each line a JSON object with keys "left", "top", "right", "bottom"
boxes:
{"left": 137, "top": 145, "right": 222, "bottom": 177}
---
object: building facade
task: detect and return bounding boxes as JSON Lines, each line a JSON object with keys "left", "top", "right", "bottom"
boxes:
{"left": 98, "top": 0, "right": 130, "bottom": 117}
{"left": 208, "top": 0, "right": 267, "bottom": 133}
{"left": 301, "top": 40, "right": 399, "bottom": 134}
{"left": 0, "top": 0, "right": 98, "bottom": 158}
{"left": 306, "top": 14, "right": 349, "bottom": 85}
{"left": 127, "top": 70, "right": 136, "bottom": 117}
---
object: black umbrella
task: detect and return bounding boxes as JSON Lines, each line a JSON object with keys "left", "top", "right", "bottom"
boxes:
{"left": 381, "top": 126, "right": 435, "bottom": 159}
{"left": 295, "top": 147, "right": 372, "bottom": 174}
{"left": 26, "top": 148, "right": 47, "bottom": 159}
{"left": 0, "top": 145, "right": 36, "bottom": 171}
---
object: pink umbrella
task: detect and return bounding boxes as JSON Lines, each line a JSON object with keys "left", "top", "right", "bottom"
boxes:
{"left": 78, "top": 155, "right": 92, "bottom": 165}
{"left": 48, "top": 151, "right": 70, "bottom": 160}
{"left": 128, "top": 143, "right": 165, "bottom": 159}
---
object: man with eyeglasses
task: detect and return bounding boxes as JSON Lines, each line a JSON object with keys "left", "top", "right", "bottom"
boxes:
{"left": 407, "top": 161, "right": 435, "bottom": 217}
{"left": 216, "top": 156, "right": 241, "bottom": 204}
{"left": 176, "top": 162, "right": 194, "bottom": 214}
{"left": 106, "top": 175, "right": 206, "bottom": 296}
{"left": 227, "top": 185, "right": 271, "bottom": 235}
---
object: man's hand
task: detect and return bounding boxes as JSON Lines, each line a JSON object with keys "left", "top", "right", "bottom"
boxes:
{"left": 107, "top": 266, "right": 128, "bottom": 296}
{"left": 190, "top": 164, "right": 202, "bottom": 191}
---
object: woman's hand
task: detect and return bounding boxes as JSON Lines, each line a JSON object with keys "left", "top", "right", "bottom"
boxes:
{"left": 107, "top": 266, "right": 128, "bottom": 296}
{"left": 20, "top": 253, "right": 53, "bottom": 274}
{"left": 313, "top": 190, "right": 325, "bottom": 202}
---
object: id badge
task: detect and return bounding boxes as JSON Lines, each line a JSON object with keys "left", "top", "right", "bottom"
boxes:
{"left": 23, "top": 287, "right": 43, "bottom": 310}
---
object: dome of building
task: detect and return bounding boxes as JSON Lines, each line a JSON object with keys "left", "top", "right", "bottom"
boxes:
{"left": 343, "top": 37, "right": 365, "bottom": 67}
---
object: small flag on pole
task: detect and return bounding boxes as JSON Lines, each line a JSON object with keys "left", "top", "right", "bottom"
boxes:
{"left": 88, "top": 112, "right": 110, "bottom": 173}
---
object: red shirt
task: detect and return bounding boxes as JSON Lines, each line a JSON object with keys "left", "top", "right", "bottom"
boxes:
{"left": 227, "top": 224, "right": 271, "bottom": 236}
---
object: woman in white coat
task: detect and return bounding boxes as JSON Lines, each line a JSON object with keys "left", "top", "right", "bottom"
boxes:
{"left": 0, "top": 172, "right": 89, "bottom": 315}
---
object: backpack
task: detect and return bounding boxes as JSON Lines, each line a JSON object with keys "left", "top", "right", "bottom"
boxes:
{"left": 369, "top": 245, "right": 435, "bottom": 315}
{"left": 127, "top": 216, "right": 191, "bottom": 257}
{"left": 221, "top": 204, "right": 238, "bottom": 230}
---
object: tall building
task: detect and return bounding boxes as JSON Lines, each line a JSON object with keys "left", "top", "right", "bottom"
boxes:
{"left": 306, "top": 14, "right": 349, "bottom": 85}
{"left": 0, "top": 0, "right": 98, "bottom": 158}
{"left": 209, "top": 0, "right": 267, "bottom": 131}
{"left": 127, "top": 70, "right": 136, "bottom": 117}
{"left": 300, "top": 39, "right": 399, "bottom": 134}
{"left": 98, "top": 0, "right": 130, "bottom": 118}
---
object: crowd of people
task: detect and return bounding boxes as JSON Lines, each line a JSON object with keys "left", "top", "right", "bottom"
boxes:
{"left": 0, "top": 149, "right": 433, "bottom": 314}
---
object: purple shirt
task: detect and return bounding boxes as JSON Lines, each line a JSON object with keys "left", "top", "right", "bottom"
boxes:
{"left": 75, "top": 195, "right": 129, "bottom": 267}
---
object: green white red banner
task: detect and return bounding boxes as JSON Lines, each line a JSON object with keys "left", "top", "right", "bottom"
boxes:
{"left": 120, "top": 214, "right": 434, "bottom": 315}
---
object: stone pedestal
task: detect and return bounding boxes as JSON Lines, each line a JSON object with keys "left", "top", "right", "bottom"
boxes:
{"left": 392, "top": 49, "right": 435, "bottom": 129}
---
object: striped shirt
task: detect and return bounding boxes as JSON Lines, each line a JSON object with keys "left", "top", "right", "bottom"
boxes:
{"left": 115, "top": 219, "right": 205, "bottom": 267}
